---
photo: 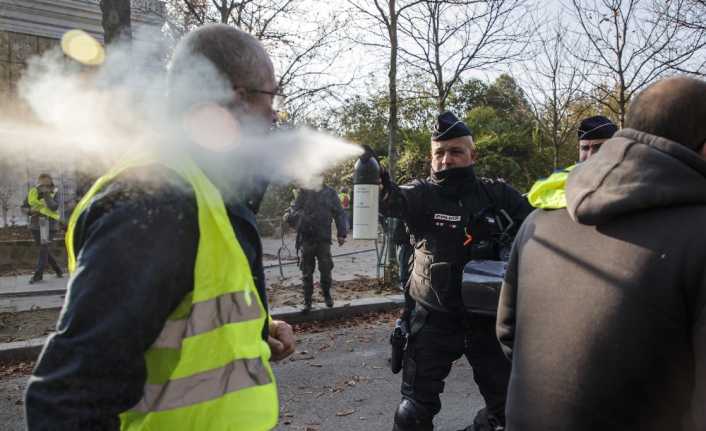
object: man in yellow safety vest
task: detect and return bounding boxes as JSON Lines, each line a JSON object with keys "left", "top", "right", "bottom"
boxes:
{"left": 25, "top": 24, "right": 295, "bottom": 430}
{"left": 24, "top": 173, "right": 64, "bottom": 284}
{"left": 527, "top": 116, "right": 617, "bottom": 209}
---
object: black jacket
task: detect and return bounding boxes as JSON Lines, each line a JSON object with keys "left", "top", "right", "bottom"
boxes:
{"left": 24, "top": 165, "right": 269, "bottom": 431}
{"left": 499, "top": 129, "right": 706, "bottom": 430}
{"left": 285, "top": 185, "right": 347, "bottom": 243}
{"left": 380, "top": 166, "right": 531, "bottom": 313}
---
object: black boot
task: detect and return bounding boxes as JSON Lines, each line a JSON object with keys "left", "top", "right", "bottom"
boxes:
{"left": 458, "top": 408, "right": 504, "bottom": 431}
{"left": 29, "top": 273, "right": 43, "bottom": 285}
{"left": 323, "top": 290, "right": 334, "bottom": 308}
{"left": 302, "top": 285, "right": 313, "bottom": 313}
{"left": 392, "top": 399, "right": 433, "bottom": 431}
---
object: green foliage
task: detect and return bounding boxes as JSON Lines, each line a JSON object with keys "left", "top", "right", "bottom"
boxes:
{"left": 296, "top": 72, "right": 565, "bottom": 220}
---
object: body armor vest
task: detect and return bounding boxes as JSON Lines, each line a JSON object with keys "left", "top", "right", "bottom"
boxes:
{"left": 408, "top": 179, "right": 506, "bottom": 313}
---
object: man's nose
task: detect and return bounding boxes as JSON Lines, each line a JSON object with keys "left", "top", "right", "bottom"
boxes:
{"left": 442, "top": 153, "right": 453, "bottom": 166}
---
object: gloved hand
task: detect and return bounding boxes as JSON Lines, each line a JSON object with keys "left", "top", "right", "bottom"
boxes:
{"left": 359, "top": 145, "right": 391, "bottom": 188}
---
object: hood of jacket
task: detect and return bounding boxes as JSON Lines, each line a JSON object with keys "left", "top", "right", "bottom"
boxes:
{"left": 566, "top": 128, "right": 706, "bottom": 225}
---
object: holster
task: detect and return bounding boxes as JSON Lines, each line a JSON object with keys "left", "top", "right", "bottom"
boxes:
{"left": 390, "top": 318, "right": 409, "bottom": 374}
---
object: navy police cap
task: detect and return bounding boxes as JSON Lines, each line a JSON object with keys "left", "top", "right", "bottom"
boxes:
{"left": 432, "top": 111, "right": 472, "bottom": 141}
{"left": 578, "top": 115, "right": 617, "bottom": 140}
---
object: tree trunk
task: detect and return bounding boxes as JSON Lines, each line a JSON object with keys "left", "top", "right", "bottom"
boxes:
{"left": 100, "top": 0, "right": 132, "bottom": 45}
{"left": 385, "top": 0, "right": 399, "bottom": 275}
{"left": 388, "top": 0, "right": 398, "bottom": 180}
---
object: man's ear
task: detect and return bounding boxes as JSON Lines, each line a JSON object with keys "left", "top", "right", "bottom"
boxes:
{"left": 232, "top": 87, "right": 247, "bottom": 106}
{"left": 469, "top": 148, "right": 478, "bottom": 165}
{"left": 183, "top": 103, "right": 241, "bottom": 152}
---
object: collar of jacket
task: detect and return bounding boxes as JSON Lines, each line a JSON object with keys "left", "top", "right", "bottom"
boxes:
{"left": 430, "top": 165, "right": 477, "bottom": 197}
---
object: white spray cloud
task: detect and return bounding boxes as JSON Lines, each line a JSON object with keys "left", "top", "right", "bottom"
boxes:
{"left": 9, "top": 26, "right": 361, "bottom": 196}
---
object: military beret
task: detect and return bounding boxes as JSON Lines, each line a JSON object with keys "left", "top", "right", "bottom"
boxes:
{"left": 432, "top": 111, "right": 472, "bottom": 141}
{"left": 578, "top": 115, "right": 618, "bottom": 140}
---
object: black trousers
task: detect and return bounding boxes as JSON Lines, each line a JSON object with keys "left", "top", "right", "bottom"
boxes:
{"left": 300, "top": 240, "right": 334, "bottom": 296}
{"left": 400, "top": 306, "right": 511, "bottom": 426}
{"left": 31, "top": 229, "right": 62, "bottom": 279}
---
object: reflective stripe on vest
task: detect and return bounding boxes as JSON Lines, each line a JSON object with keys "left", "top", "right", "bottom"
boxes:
{"left": 527, "top": 164, "right": 576, "bottom": 209}
{"left": 65, "top": 154, "right": 278, "bottom": 431}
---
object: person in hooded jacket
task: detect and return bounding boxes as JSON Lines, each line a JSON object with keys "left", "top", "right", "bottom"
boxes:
{"left": 497, "top": 76, "right": 706, "bottom": 431}
{"left": 380, "top": 111, "right": 532, "bottom": 431}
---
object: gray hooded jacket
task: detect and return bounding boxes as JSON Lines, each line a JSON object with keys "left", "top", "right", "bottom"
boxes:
{"left": 498, "top": 129, "right": 706, "bottom": 431}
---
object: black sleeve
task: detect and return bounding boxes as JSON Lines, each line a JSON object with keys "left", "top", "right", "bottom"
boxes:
{"left": 691, "top": 259, "right": 706, "bottom": 429}
{"left": 496, "top": 209, "right": 537, "bottom": 360}
{"left": 497, "top": 182, "right": 533, "bottom": 237}
{"left": 25, "top": 168, "right": 199, "bottom": 431}
{"left": 379, "top": 180, "right": 428, "bottom": 231}
{"left": 284, "top": 193, "right": 304, "bottom": 228}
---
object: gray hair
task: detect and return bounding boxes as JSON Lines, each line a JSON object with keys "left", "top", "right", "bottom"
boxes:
{"left": 168, "top": 24, "right": 273, "bottom": 112}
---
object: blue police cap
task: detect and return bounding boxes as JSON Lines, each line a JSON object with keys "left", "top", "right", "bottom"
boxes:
{"left": 432, "top": 111, "right": 472, "bottom": 141}
{"left": 578, "top": 115, "right": 617, "bottom": 140}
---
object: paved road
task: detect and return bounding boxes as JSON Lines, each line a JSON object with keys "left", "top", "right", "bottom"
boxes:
{"left": 0, "top": 318, "right": 485, "bottom": 431}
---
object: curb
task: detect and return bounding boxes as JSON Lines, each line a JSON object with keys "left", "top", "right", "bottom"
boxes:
{"left": 0, "top": 289, "right": 66, "bottom": 299}
{"left": 0, "top": 295, "right": 404, "bottom": 363}
{"left": 271, "top": 294, "right": 404, "bottom": 324}
{"left": 0, "top": 337, "right": 46, "bottom": 363}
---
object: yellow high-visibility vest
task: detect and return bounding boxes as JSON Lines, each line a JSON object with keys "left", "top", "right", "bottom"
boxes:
{"left": 27, "top": 187, "right": 60, "bottom": 221}
{"left": 65, "top": 154, "right": 278, "bottom": 430}
{"left": 527, "top": 164, "right": 576, "bottom": 209}
{"left": 338, "top": 191, "right": 350, "bottom": 209}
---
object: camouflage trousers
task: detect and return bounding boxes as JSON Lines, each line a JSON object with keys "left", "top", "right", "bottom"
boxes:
{"left": 299, "top": 240, "right": 334, "bottom": 299}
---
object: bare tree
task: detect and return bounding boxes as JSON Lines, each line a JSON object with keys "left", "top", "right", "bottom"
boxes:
{"left": 522, "top": 19, "right": 589, "bottom": 169}
{"left": 658, "top": 0, "right": 706, "bottom": 32}
{"left": 347, "top": 0, "right": 426, "bottom": 180}
{"left": 569, "top": 0, "right": 706, "bottom": 126}
{"left": 100, "top": 0, "right": 132, "bottom": 44}
{"left": 166, "top": 0, "right": 350, "bottom": 122}
{"left": 398, "top": 0, "right": 530, "bottom": 113}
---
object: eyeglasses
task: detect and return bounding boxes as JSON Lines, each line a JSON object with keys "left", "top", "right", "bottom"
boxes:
{"left": 241, "top": 87, "right": 287, "bottom": 111}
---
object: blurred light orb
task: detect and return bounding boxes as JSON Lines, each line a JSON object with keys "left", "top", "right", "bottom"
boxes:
{"left": 61, "top": 30, "right": 105, "bottom": 66}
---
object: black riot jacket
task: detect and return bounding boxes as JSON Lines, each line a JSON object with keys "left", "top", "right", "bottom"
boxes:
{"left": 380, "top": 166, "right": 531, "bottom": 313}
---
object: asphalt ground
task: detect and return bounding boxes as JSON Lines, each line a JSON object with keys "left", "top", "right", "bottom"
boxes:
{"left": 0, "top": 313, "right": 485, "bottom": 431}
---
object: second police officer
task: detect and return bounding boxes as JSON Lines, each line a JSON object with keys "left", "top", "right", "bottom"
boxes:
{"left": 379, "top": 112, "right": 532, "bottom": 431}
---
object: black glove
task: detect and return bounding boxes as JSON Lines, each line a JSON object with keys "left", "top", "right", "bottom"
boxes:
{"left": 359, "top": 145, "right": 391, "bottom": 188}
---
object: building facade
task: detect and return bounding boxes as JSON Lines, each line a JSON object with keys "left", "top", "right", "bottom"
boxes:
{"left": 0, "top": 0, "right": 165, "bottom": 226}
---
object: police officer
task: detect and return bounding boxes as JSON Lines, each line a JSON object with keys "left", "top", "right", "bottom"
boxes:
{"left": 379, "top": 112, "right": 532, "bottom": 431}
{"left": 285, "top": 184, "right": 347, "bottom": 311}
{"left": 527, "top": 115, "right": 618, "bottom": 209}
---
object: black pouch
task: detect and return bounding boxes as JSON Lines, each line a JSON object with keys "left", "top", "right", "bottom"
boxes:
{"left": 460, "top": 260, "right": 506, "bottom": 317}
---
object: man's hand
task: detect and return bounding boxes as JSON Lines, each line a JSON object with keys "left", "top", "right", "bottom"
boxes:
{"left": 337, "top": 236, "right": 346, "bottom": 246}
{"left": 267, "top": 319, "right": 295, "bottom": 362}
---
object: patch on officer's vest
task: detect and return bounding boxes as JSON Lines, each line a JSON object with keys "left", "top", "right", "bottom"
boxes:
{"left": 433, "top": 213, "right": 461, "bottom": 229}
{"left": 433, "top": 213, "right": 461, "bottom": 222}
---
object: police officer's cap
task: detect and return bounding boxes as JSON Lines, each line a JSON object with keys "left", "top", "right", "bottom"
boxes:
{"left": 578, "top": 115, "right": 617, "bottom": 140}
{"left": 432, "top": 111, "right": 472, "bottom": 141}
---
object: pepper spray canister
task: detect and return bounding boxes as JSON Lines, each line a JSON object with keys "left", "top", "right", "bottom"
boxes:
{"left": 352, "top": 151, "right": 381, "bottom": 240}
